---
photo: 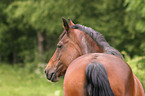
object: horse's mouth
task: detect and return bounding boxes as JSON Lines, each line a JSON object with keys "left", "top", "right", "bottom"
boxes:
{"left": 46, "top": 72, "right": 59, "bottom": 82}
{"left": 45, "top": 63, "right": 66, "bottom": 82}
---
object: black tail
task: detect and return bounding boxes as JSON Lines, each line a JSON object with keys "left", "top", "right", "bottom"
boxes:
{"left": 86, "top": 62, "right": 115, "bottom": 96}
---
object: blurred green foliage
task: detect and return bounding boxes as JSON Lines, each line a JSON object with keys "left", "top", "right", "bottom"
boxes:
{"left": 0, "top": 0, "right": 144, "bottom": 63}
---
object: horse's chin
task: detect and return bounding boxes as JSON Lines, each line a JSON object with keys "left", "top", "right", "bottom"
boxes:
{"left": 48, "top": 72, "right": 63, "bottom": 82}
{"left": 47, "top": 73, "right": 60, "bottom": 82}
{"left": 50, "top": 76, "right": 60, "bottom": 82}
{"left": 46, "top": 69, "right": 65, "bottom": 82}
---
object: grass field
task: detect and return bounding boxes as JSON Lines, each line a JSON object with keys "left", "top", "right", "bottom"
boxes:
{"left": 0, "top": 63, "right": 63, "bottom": 96}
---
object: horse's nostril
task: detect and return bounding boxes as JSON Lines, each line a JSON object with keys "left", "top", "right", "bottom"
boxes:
{"left": 45, "top": 70, "right": 47, "bottom": 74}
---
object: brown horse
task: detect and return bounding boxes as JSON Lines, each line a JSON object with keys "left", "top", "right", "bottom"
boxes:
{"left": 45, "top": 18, "right": 144, "bottom": 96}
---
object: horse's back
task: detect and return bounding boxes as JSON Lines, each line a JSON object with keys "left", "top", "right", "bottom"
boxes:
{"left": 63, "top": 53, "right": 135, "bottom": 96}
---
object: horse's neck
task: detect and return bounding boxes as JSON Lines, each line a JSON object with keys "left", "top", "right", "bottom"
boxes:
{"left": 77, "top": 33, "right": 104, "bottom": 54}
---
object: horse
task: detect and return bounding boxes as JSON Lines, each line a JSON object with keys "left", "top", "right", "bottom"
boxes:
{"left": 45, "top": 18, "right": 144, "bottom": 96}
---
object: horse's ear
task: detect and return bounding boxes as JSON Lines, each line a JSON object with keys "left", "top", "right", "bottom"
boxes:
{"left": 62, "top": 18, "right": 69, "bottom": 32}
{"left": 68, "top": 19, "right": 74, "bottom": 26}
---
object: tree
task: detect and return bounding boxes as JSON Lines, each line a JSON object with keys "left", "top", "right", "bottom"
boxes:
{"left": 0, "top": 0, "right": 14, "bottom": 62}
{"left": 0, "top": 0, "right": 37, "bottom": 63}
{"left": 1, "top": 0, "right": 144, "bottom": 63}
{"left": 5, "top": 0, "right": 83, "bottom": 62}
{"left": 124, "top": 0, "right": 145, "bottom": 56}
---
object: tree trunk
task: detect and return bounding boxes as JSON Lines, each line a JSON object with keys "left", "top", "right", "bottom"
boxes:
{"left": 0, "top": 54, "right": 1, "bottom": 62}
{"left": 37, "top": 32, "right": 44, "bottom": 61}
{"left": 13, "top": 52, "right": 17, "bottom": 64}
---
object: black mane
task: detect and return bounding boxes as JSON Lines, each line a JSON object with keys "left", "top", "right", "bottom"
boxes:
{"left": 71, "top": 24, "right": 124, "bottom": 59}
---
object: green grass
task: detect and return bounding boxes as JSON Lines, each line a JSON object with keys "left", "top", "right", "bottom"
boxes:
{"left": 0, "top": 63, "right": 63, "bottom": 96}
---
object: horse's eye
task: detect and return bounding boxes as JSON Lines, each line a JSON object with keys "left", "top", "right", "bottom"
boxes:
{"left": 57, "top": 45, "right": 62, "bottom": 48}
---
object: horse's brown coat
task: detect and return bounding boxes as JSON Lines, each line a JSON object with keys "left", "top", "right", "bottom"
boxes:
{"left": 63, "top": 53, "right": 144, "bottom": 96}
{"left": 45, "top": 19, "right": 144, "bottom": 96}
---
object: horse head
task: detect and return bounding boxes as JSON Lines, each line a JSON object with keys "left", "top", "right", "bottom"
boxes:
{"left": 45, "top": 18, "right": 103, "bottom": 82}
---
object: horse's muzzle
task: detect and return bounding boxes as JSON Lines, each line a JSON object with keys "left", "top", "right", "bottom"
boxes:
{"left": 45, "top": 69, "right": 58, "bottom": 82}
